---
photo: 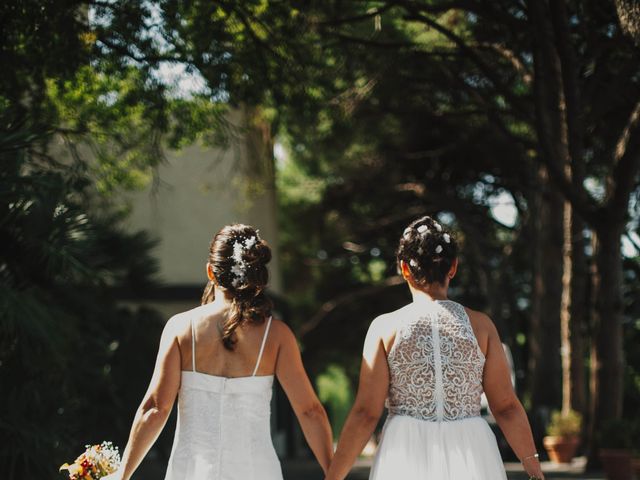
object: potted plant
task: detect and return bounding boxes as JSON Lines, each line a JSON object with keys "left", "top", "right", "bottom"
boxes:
{"left": 542, "top": 409, "right": 582, "bottom": 463}
{"left": 599, "top": 419, "right": 634, "bottom": 480}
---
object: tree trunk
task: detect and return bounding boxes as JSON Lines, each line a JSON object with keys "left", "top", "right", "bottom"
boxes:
{"left": 587, "top": 225, "right": 626, "bottom": 466}
{"left": 560, "top": 200, "right": 572, "bottom": 414}
{"left": 561, "top": 202, "right": 589, "bottom": 417}
{"left": 529, "top": 166, "right": 564, "bottom": 412}
{"left": 569, "top": 213, "right": 588, "bottom": 416}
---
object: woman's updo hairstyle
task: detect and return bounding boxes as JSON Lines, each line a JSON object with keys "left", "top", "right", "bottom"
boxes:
{"left": 396, "top": 215, "right": 458, "bottom": 286}
{"left": 201, "top": 224, "right": 273, "bottom": 350}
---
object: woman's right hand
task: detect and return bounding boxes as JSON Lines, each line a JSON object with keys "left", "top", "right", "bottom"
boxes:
{"left": 523, "top": 455, "right": 545, "bottom": 480}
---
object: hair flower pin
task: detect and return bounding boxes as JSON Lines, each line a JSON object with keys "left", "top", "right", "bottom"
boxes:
{"left": 417, "top": 225, "right": 429, "bottom": 234}
{"left": 244, "top": 236, "right": 257, "bottom": 249}
{"left": 409, "top": 259, "right": 418, "bottom": 267}
{"left": 434, "top": 222, "right": 443, "bottom": 232}
{"left": 229, "top": 235, "right": 259, "bottom": 287}
{"left": 435, "top": 245, "right": 443, "bottom": 254}
{"left": 232, "top": 241, "right": 245, "bottom": 263}
{"left": 443, "top": 233, "right": 451, "bottom": 243}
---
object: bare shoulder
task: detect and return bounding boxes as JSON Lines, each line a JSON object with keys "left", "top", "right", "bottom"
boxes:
{"left": 366, "top": 313, "right": 394, "bottom": 343}
{"left": 163, "top": 311, "right": 191, "bottom": 343}
{"left": 370, "top": 304, "right": 413, "bottom": 335}
{"left": 365, "top": 304, "right": 414, "bottom": 354}
{"left": 462, "top": 306, "right": 500, "bottom": 355}
{"left": 463, "top": 306, "right": 498, "bottom": 336}
{"left": 267, "top": 317, "right": 297, "bottom": 346}
{"left": 268, "top": 317, "right": 293, "bottom": 336}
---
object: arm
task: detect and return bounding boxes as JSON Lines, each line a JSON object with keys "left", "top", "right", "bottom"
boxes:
{"left": 106, "top": 317, "right": 182, "bottom": 480}
{"left": 482, "top": 316, "right": 544, "bottom": 480}
{"left": 275, "top": 323, "right": 333, "bottom": 473}
{"left": 325, "top": 317, "right": 390, "bottom": 480}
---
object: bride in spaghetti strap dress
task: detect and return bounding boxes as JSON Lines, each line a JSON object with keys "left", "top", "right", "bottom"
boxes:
{"left": 325, "top": 216, "right": 544, "bottom": 480}
{"left": 103, "top": 224, "right": 333, "bottom": 480}
{"left": 163, "top": 315, "right": 281, "bottom": 479}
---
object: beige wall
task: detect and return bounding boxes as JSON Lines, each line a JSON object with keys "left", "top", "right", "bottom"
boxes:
{"left": 124, "top": 108, "right": 282, "bottom": 294}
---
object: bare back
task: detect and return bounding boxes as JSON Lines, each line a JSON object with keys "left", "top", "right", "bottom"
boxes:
{"left": 175, "top": 303, "right": 279, "bottom": 378}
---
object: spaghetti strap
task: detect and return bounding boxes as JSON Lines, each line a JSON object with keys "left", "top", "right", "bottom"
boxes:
{"left": 190, "top": 317, "right": 197, "bottom": 372}
{"left": 252, "top": 316, "right": 273, "bottom": 376}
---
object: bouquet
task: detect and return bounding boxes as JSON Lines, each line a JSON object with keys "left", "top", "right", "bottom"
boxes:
{"left": 59, "top": 441, "right": 121, "bottom": 480}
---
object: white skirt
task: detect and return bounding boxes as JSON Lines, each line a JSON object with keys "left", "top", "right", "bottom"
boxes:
{"left": 369, "top": 415, "right": 508, "bottom": 480}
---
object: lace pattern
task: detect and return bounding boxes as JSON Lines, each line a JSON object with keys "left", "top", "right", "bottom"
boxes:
{"left": 387, "top": 300, "right": 485, "bottom": 422}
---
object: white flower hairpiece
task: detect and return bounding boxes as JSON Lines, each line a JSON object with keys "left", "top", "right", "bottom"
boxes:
{"left": 229, "top": 234, "right": 260, "bottom": 287}
{"left": 435, "top": 245, "right": 443, "bottom": 254}
{"left": 434, "top": 222, "right": 443, "bottom": 232}
{"left": 409, "top": 259, "right": 418, "bottom": 267}
{"left": 443, "top": 233, "right": 451, "bottom": 243}
{"left": 417, "top": 225, "right": 429, "bottom": 234}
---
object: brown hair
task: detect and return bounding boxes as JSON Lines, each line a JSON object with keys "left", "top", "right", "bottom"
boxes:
{"left": 201, "top": 224, "right": 273, "bottom": 350}
{"left": 396, "top": 215, "right": 458, "bottom": 285}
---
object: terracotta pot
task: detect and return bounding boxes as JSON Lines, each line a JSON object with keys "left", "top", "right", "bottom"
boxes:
{"left": 599, "top": 449, "right": 633, "bottom": 480}
{"left": 543, "top": 435, "right": 580, "bottom": 463}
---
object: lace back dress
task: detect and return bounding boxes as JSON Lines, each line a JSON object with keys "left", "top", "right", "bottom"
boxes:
{"left": 164, "top": 316, "right": 283, "bottom": 480}
{"left": 369, "top": 299, "right": 507, "bottom": 480}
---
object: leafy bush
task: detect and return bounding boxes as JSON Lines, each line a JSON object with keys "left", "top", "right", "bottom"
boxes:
{"left": 316, "top": 364, "right": 354, "bottom": 437}
{"left": 546, "top": 409, "right": 582, "bottom": 437}
{"left": 0, "top": 120, "right": 161, "bottom": 478}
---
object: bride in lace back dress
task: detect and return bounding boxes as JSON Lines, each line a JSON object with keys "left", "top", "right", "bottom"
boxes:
{"left": 103, "top": 224, "right": 333, "bottom": 480}
{"left": 325, "top": 216, "right": 544, "bottom": 480}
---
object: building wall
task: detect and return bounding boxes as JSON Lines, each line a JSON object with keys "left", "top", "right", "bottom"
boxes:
{"left": 123, "top": 108, "right": 281, "bottom": 317}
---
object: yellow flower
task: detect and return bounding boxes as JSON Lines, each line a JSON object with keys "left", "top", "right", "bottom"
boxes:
{"left": 59, "top": 463, "right": 84, "bottom": 476}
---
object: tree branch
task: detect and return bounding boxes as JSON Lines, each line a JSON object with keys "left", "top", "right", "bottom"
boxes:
{"left": 475, "top": 42, "right": 533, "bottom": 86}
{"left": 298, "top": 276, "right": 406, "bottom": 338}
{"left": 388, "top": 0, "right": 528, "bottom": 30}
{"left": 608, "top": 98, "right": 640, "bottom": 219}
{"left": 329, "top": 32, "right": 416, "bottom": 49}
{"left": 439, "top": 64, "right": 535, "bottom": 149}
{"left": 96, "top": 37, "right": 183, "bottom": 64}
{"left": 312, "top": 5, "right": 395, "bottom": 26}
{"left": 397, "top": 8, "right": 532, "bottom": 119}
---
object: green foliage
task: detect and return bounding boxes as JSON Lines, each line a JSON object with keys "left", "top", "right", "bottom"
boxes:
{"left": 45, "top": 65, "right": 230, "bottom": 193}
{"left": 316, "top": 364, "right": 354, "bottom": 437}
{"left": 0, "top": 121, "right": 163, "bottom": 478}
{"left": 546, "top": 410, "right": 582, "bottom": 437}
{"left": 0, "top": 0, "right": 90, "bottom": 116}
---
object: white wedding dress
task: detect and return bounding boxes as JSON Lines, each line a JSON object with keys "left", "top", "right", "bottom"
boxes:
{"left": 164, "top": 316, "right": 283, "bottom": 480}
{"left": 369, "top": 299, "right": 507, "bottom": 480}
